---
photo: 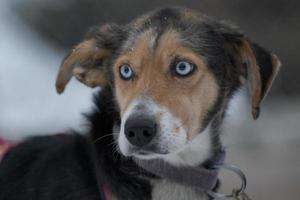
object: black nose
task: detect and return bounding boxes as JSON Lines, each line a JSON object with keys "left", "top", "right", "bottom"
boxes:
{"left": 125, "top": 115, "right": 156, "bottom": 147}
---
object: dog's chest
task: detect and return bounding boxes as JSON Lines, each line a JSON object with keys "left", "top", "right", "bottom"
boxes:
{"left": 151, "top": 179, "right": 209, "bottom": 200}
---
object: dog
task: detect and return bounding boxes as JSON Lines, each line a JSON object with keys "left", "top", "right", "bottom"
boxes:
{"left": 0, "top": 7, "right": 280, "bottom": 200}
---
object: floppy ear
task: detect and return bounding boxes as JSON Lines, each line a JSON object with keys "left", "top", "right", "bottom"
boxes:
{"left": 56, "top": 24, "right": 124, "bottom": 94}
{"left": 222, "top": 32, "right": 281, "bottom": 119}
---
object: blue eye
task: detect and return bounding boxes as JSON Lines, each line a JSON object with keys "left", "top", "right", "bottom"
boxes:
{"left": 174, "top": 61, "right": 195, "bottom": 77}
{"left": 119, "top": 64, "right": 134, "bottom": 80}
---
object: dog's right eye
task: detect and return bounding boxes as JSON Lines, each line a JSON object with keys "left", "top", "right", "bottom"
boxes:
{"left": 172, "top": 60, "right": 195, "bottom": 77}
{"left": 119, "top": 64, "right": 134, "bottom": 80}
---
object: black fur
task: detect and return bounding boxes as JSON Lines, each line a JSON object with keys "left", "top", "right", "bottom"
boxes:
{"left": 0, "top": 134, "right": 101, "bottom": 200}
{"left": 86, "top": 87, "right": 153, "bottom": 200}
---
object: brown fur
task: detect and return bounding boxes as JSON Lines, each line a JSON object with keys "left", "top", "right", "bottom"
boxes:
{"left": 56, "top": 34, "right": 111, "bottom": 93}
{"left": 239, "top": 39, "right": 261, "bottom": 119}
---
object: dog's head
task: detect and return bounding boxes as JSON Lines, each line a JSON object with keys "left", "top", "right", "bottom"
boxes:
{"left": 56, "top": 7, "right": 280, "bottom": 165}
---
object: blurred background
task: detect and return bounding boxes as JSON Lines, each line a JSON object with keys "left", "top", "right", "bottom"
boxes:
{"left": 0, "top": 0, "right": 299, "bottom": 199}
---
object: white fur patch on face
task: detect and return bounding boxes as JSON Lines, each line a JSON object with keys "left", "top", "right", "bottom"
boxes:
{"left": 162, "top": 125, "right": 212, "bottom": 166}
{"left": 118, "top": 97, "right": 212, "bottom": 167}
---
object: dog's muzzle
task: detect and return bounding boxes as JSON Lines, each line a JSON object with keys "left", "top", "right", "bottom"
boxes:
{"left": 118, "top": 98, "right": 187, "bottom": 157}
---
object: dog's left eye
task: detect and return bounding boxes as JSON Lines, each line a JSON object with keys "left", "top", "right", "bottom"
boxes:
{"left": 119, "top": 64, "right": 134, "bottom": 80}
{"left": 174, "top": 61, "right": 195, "bottom": 77}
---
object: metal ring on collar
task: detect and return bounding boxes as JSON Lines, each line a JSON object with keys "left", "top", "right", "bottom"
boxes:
{"left": 206, "top": 164, "right": 247, "bottom": 200}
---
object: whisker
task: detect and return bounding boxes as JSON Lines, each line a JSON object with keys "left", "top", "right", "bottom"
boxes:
{"left": 93, "top": 133, "right": 114, "bottom": 144}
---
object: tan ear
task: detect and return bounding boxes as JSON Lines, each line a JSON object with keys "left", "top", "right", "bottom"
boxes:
{"left": 55, "top": 39, "right": 110, "bottom": 94}
{"left": 231, "top": 38, "right": 281, "bottom": 119}
{"left": 55, "top": 23, "right": 124, "bottom": 94}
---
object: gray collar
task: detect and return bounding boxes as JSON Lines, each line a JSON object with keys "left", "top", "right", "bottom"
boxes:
{"left": 134, "top": 149, "right": 225, "bottom": 191}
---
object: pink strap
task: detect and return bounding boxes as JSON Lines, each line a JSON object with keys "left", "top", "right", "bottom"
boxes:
{"left": 0, "top": 138, "right": 14, "bottom": 162}
{"left": 102, "top": 185, "right": 112, "bottom": 200}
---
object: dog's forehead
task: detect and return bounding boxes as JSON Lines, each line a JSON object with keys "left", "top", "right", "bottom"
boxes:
{"left": 120, "top": 8, "right": 225, "bottom": 68}
{"left": 124, "top": 8, "right": 194, "bottom": 49}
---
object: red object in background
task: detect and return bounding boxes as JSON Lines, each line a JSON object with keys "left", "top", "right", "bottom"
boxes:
{"left": 0, "top": 138, "right": 13, "bottom": 161}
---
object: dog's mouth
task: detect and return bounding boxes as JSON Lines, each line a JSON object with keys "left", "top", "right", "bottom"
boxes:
{"left": 136, "top": 147, "right": 165, "bottom": 155}
{"left": 132, "top": 149, "right": 171, "bottom": 161}
{"left": 135, "top": 150, "right": 160, "bottom": 158}
{"left": 136, "top": 150, "right": 150, "bottom": 155}
{"left": 120, "top": 142, "right": 170, "bottom": 158}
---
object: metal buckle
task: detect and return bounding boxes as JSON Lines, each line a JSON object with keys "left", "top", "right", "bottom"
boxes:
{"left": 207, "top": 164, "right": 250, "bottom": 200}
